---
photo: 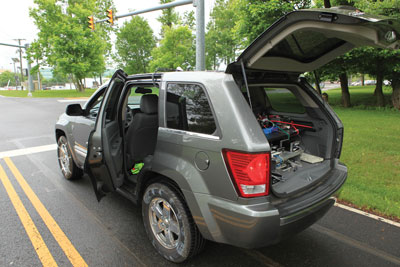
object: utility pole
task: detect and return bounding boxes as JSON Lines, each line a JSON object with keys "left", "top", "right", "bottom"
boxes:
{"left": 37, "top": 59, "right": 41, "bottom": 90}
{"left": 0, "top": 42, "right": 34, "bottom": 95}
{"left": 25, "top": 44, "right": 34, "bottom": 96}
{"left": 194, "top": 0, "right": 205, "bottom": 71}
{"left": 14, "top": 38, "right": 26, "bottom": 89}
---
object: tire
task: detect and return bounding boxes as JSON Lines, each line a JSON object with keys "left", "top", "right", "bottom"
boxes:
{"left": 142, "top": 182, "right": 205, "bottom": 263}
{"left": 57, "top": 135, "right": 83, "bottom": 180}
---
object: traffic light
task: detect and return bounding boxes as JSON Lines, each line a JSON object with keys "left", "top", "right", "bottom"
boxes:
{"left": 107, "top": 9, "right": 113, "bottom": 25}
{"left": 88, "top": 16, "right": 95, "bottom": 30}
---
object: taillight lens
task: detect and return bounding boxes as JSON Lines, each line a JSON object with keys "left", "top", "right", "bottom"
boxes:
{"left": 223, "top": 150, "right": 270, "bottom": 197}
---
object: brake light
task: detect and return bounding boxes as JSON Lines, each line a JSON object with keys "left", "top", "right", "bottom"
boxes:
{"left": 223, "top": 150, "right": 270, "bottom": 197}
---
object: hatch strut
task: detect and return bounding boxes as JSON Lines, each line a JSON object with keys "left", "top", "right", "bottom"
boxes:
{"left": 240, "top": 61, "right": 253, "bottom": 110}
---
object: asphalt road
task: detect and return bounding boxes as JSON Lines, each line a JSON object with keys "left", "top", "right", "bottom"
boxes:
{"left": 0, "top": 95, "right": 399, "bottom": 267}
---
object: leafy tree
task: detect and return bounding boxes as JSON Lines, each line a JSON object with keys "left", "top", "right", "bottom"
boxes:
{"left": 115, "top": 16, "right": 156, "bottom": 74}
{"left": 181, "top": 11, "right": 195, "bottom": 31}
{"left": 0, "top": 71, "right": 17, "bottom": 87}
{"left": 149, "top": 26, "right": 195, "bottom": 71}
{"left": 318, "top": 55, "right": 355, "bottom": 107}
{"left": 235, "top": 0, "right": 311, "bottom": 46}
{"left": 205, "top": 20, "right": 220, "bottom": 70}
{"left": 352, "top": 0, "right": 400, "bottom": 109}
{"left": 206, "top": 0, "right": 241, "bottom": 68}
{"left": 158, "top": 0, "right": 180, "bottom": 35}
{"left": 29, "top": 0, "right": 114, "bottom": 91}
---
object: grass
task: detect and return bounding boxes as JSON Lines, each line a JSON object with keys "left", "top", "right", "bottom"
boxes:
{"left": 334, "top": 107, "right": 400, "bottom": 219}
{"left": 325, "top": 86, "right": 400, "bottom": 219}
{"left": 0, "top": 89, "right": 96, "bottom": 98}
{"left": 324, "top": 85, "right": 394, "bottom": 109}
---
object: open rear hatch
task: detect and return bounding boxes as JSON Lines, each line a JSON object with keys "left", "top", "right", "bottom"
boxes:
{"left": 226, "top": 7, "right": 400, "bottom": 198}
{"left": 226, "top": 6, "right": 400, "bottom": 74}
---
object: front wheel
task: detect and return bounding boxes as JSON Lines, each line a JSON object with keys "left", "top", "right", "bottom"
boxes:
{"left": 142, "top": 182, "right": 205, "bottom": 263}
{"left": 57, "top": 135, "right": 82, "bottom": 180}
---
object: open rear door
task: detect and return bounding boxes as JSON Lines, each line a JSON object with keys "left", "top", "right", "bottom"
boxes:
{"left": 85, "top": 70, "right": 128, "bottom": 201}
{"left": 226, "top": 6, "right": 400, "bottom": 74}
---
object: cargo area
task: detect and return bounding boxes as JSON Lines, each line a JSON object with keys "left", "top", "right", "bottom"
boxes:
{"left": 242, "top": 81, "right": 338, "bottom": 197}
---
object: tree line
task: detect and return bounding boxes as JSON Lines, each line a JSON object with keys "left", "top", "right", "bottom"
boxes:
{"left": 28, "top": 0, "right": 400, "bottom": 109}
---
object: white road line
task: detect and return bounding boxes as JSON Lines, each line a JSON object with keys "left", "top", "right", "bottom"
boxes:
{"left": 57, "top": 99, "right": 88, "bottom": 103}
{"left": 0, "top": 144, "right": 57, "bottom": 159}
{"left": 335, "top": 202, "right": 400, "bottom": 228}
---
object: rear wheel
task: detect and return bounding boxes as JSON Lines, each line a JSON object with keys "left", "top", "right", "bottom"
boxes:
{"left": 57, "top": 135, "right": 82, "bottom": 180}
{"left": 142, "top": 182, "right": 205, "bottom": 263}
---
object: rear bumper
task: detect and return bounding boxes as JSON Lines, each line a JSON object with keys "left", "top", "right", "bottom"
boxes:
{"left": 190, "top": 161, "right": 347, "bottom": 248}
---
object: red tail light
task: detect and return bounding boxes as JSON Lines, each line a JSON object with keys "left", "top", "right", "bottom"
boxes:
{"left": 223, "top": 150, "right": 270, "bottom": 197}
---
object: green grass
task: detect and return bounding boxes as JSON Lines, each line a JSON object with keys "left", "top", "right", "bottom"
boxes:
{"left": 322, "top": 85, "right": 400, "bottom": 219}
{"left": 334, "top": 107, "right": 400, "bottom": 219}
{"left": 0, "top": 89, "right": 96, "bottom": 98}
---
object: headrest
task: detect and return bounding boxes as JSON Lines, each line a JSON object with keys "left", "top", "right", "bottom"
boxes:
{"left": 140, "top": 94, "right": 158, "bottom": 114}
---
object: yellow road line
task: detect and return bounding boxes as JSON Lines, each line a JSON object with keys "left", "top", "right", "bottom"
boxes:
{"left": 0, "top": 163, "right": 57, "bottom": 267}
{"left": 4, "top": 157, "right": 88, "bottom": 267}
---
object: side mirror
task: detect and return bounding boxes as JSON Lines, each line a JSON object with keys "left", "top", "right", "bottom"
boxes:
{"left": 66, "top": 104, "right": 84, "bottom": 116}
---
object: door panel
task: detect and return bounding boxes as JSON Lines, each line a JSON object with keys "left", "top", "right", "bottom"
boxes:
{"left": 85, "top": 69, "right": 127, "bottom": 201}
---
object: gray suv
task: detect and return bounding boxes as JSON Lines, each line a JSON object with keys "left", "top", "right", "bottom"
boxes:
{"left": 55, "top": 8, "right": 399, "bottom": 263}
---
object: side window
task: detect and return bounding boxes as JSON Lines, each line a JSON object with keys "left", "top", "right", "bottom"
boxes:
{"left": 263, "top": 87, "right": 305, "bottom": 114}
{"left": 104, "top": 78, "right": 125, "bottom": 123}
{"left": 86, "top": 89, "right": 105, "bottom": 119}
{"left": 166, "top": 83, "right": 216, "bottom": 135}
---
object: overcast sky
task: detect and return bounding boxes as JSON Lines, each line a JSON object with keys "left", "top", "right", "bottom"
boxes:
{"left": 0, "top": 0, "right": 215, "bottom": 71}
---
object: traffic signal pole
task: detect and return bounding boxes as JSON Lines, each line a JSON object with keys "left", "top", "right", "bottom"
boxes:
{"left": 95, "top": 0, "right": 206, "bottom": 71}
{"left": 194, "top": 0, "right": 205, "bottom": 71}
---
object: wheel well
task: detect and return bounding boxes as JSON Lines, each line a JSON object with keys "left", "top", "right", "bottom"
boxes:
{"left": 137, "top": 171, "right": 185, "bottom": 203}
{"left": 55, "top": 129, "right": 65, "bottom": 141}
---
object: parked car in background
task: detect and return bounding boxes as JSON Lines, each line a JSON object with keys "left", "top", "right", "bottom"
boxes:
{"left": 351, "top": 81, "right": 362, "bottom": 86}
{"left": 55, "top": 7, "right": 399, "bottom": 263}
{"left": 365, "top": 80, "right": 377, "bottom": 85}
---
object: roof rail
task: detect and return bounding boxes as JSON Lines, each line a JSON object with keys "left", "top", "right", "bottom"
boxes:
{"left": 127, "top": 73, "right": 162, "bottom": 81}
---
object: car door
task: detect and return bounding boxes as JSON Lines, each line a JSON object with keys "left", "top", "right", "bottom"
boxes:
{"left": 85, "top": 70, "right": 128, "bottom": 201}
{"left": 71, "top": 86, "right": 106, "bottom": 167}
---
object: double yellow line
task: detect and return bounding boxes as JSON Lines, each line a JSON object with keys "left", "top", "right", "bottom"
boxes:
{"left": 0, "top": 157, "right": 88, "bottom": 267}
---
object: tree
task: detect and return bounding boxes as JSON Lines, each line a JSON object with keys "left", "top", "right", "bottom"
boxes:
{"left": 317, "top": 54, "right": 356, "bottom": 107}
{"left": 115, "top": 16, "right": 156, "bottom": 74}
{"left": 235, "top": 0, "right": 311, "bottom": 46}
{"left": 352, "top": 0, "right": 400, "bottom": 109}
{"left": 206, "top": 0, "right": 241, "bottom": 68}
{"left": 29, "top": 0, "right": 114, "bottom": 91}
{"left": 205, "top": 20, "right": 220, "bottom": 70}
{"left": 149, "top": 26, "right": 195, "bottom": 71}
{"left": 157, "top": 0, "right": 180, "bottom": 35}
{"left": 181, "top": 11, "right": 195, "bottom": 31}
{"left": 0, "top": 71, "right": 17, "bottom": 87}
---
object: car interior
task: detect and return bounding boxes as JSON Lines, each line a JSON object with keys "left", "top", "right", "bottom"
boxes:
{"left": 119, "top": 85, "right": 159, "bottom": 178}
{"left": 240, "top": 75, "right": 338, "bottom": 197}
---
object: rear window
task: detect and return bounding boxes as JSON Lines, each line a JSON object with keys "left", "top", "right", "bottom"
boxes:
{"left": 166, "top": 83, "right": 217, "bottom": 135}
{"left": 246, "top": 86, "right": 305, "bottom": 114}
{"left": 264, "top": 87, "right": 305, "bottom": 114}
{"left": 128, "top": 87, "right": 159, "bottom": 108}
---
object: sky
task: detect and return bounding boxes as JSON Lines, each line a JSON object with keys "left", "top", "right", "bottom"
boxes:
{"left": 0, "top": 0, "right": 215, "bottom": 71}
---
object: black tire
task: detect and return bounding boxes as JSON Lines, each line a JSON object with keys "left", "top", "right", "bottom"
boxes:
{"left": 57, "top": 135, "right": 83, "bottom": 180}
{"left": 142, "top": 182, "right": 205, "bottom": 263}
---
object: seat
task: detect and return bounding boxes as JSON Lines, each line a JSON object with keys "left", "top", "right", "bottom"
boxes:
{"left": 125, "top": 94, "right": 159, "bottom": 168}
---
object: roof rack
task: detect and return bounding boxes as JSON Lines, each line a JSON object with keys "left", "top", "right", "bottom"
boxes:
{"left": 127, "top": 73, "right": 162, "bottom": 81}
